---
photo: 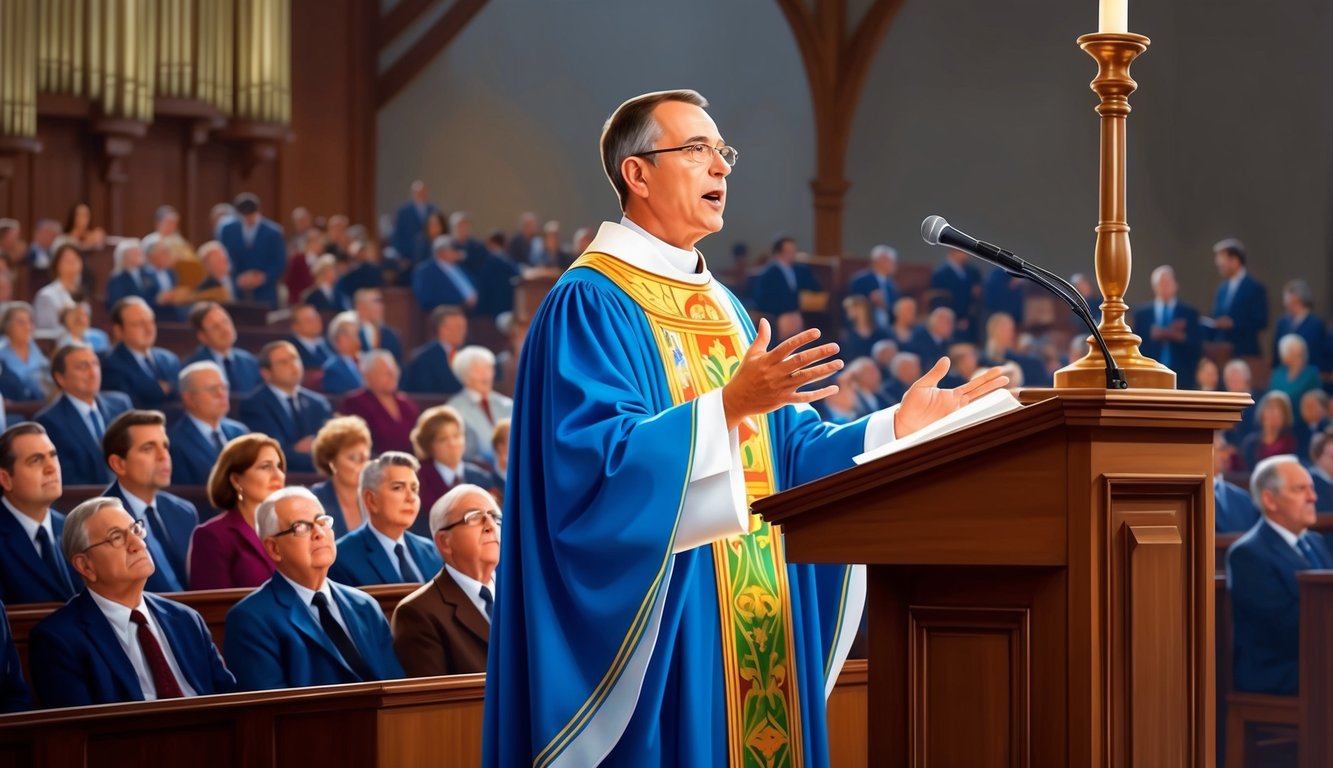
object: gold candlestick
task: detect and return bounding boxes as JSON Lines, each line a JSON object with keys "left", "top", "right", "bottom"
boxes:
{"left": 1055, "top": 32, "right": 1175, "bottom": 389}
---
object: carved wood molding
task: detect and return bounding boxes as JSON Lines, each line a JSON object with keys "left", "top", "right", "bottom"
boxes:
{"left": 377, "top": 0, "right": 489, "bottom": 108}
{"left": 774, "top": 0, "right": 905, "bottom": 255}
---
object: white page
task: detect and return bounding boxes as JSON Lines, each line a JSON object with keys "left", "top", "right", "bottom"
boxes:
{"left": 852, "top": 389, "right": 1023, "bottom": 465}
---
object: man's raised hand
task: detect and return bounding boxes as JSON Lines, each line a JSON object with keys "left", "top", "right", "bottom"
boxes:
{"left": 895, "top": 357, "right": 1010, "bottom": 438}
{"left": 721, "top": 319, "right": 842, "bottom": 431}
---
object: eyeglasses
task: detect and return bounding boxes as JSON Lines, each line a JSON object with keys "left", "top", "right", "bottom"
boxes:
{"left": 84, "top": 519, "right": 148, "bottom": 551}
{"left": 441, "top": 508, "right": 503, "bottom": 531}
{"left": 272, "top": 515, "right": 334, "bottom": 538}
{"left": 633, "top": 143, "right": 738, "bottom": 167}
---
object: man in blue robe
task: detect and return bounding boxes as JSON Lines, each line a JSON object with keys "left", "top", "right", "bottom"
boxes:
{"left": 483, "top": 90, "right": 1005, "bottom": 767}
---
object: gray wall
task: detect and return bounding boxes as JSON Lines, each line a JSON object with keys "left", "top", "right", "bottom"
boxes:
{"left": 379, "top": 0, "right": 1332, "bottom": 315}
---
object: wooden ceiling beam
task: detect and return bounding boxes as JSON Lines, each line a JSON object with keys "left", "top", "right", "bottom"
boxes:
{"left": 377, "top": 0, "right": 489, "bottom": 108}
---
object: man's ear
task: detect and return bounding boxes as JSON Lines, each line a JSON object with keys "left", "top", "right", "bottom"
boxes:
{"left": 621, "top": 156, "right": 652, "bottom": 202}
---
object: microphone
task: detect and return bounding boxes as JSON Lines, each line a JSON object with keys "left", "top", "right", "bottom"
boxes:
{"left": 920, "top": 215, "right": 1128, "bottom": 390}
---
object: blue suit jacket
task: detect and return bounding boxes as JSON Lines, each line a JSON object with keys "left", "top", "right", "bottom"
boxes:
{"left": 1133, "top": 302, "right": 1203, "bottom": 389}
{"left": 102, "top": 480, "right": 199, "bottom": 594}
{"left": 184, "top": 346, "right": 262, "bottom": 397}
{"left": 847, "top": 269, "right": 899, "bottom": 319}
{"left": 101, "top": 343, "right": 182, "bottom": 407}
{"left": 218, "top": 217, "right": 286, "bottom": 308}
{"left": 238, "top": 386, "right": 332, "bottom": 474}
{"left": 1314, "top": 471, "right": 1333, "bottom": 514}
{"left": 1273, "top": 313, "right": 1328, "bottom": 370}
{"left": 983, "top": 267, "right": 1025, "bottom": 326}
{"left": 30, "top": 590, "right": 235, "bottom": 707}
{"left": 321, "top": 355, "right": 364, "bottom": 395}
{"left": 104, "top": 268, "right": 159, "bottom": 311}
{"left": 1211, "top": 274, "right": 1269, "bottom": 357}
{"left": 359, "top": 324, "right": 403, "bottom": 362}
{"left": 1215, "top": 478, "right": 1260, "bottom": 533}
{"left": 466, "top": 249, "right": 521, "bottom": 318}
{"left": 328, "top": 525, "right": 443, "bottom": 587}
{"left": 929, "top": 262, "right": 982, "bottom": 329}
{"left": 224, "top": 574, "right": 404, "bottom": 690}
{"left": 391, "top": 201, "right": 439, "bottom": 268}
{"left": 167, "top": 416, "right": 248, "bottom": 486}
{"left": 753, "top": 261, "right": 820, "bottom": 316}
{"left": 0, "top": 508, "right": 79, "bottom": 604}
{"left": 303, "top": 286, "right": 352, "bottom": 314}
{"left": 35, "top": 392, "right": 132, "bottom": 486}
{"left": 287, "top": 335, "right": 333, "bottom": 371}
{"left": 906, "top": 326, "right": 950, "bottom": 367}
{"left": 0, "top": 363, "right": 41, "bottom": 403}
{"left": 1227, "top": 521, "right": 1333, "bottom": 694}
{"left": 412, "top": 260, "right": 471, "bottom": 314}
{"left": 403, "top": 341, "right": 463, "bottom": 396}
{"left": 0, "top": 601, "right": 29, "bottom": 711}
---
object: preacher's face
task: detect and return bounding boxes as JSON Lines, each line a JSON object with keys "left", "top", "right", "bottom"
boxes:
{"left": 630, "top": 100, "right": 731, "bottom": 248}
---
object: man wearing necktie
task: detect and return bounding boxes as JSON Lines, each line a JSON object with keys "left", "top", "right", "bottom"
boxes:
{"left": 102, "top": 410, "right": 200, "bottom": 594}
{"left": 167, "top": 362, "right": 249, "bottom": 487}
{"left": 224, "top": 487, "right": 405, "bottom": 690}
{"left": 1209, "top": 238, "right": 1269, "bottom": 357}
{"left": 1134, "top": 266, "right": 1202, "bottom": 388}
{"left": 1227, "top": 454, "right": 1333, "bottom": 694}
{"left": 391, "top": 483, "right": 499, "bottom": 676}
{"left": 412, "top": 236, "right": 479, "bottom": 313}
{"left": 0, "top": 423, "right": 80, "bottom": 603}
{"left": 328, "top": 452, "right": 442, "bottom": 588}
{"left": 28, "top": 497, "right": 234, "bottom": 706}
{"left": 185, "top": 302, "right": 262, "bottom": 396}
{"left": 35, "top": 344, "right": 133, "bottom": 486}
{"left": 446, "top": 346, "right": 513, "bottom": 468}
{"left": 240, "top": 341, "right": 334, "bottom": 474}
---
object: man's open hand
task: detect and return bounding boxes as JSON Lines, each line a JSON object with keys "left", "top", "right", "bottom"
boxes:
{"left": 895, "top": 357, "right": 1010, "bottom": 438}
{"left": 721, "top": 319, "right": 842, "bottom": 431}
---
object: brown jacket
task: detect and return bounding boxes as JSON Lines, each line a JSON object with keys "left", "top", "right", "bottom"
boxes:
{"left": 390, "top": 568, "right": 490, "bottom": 676}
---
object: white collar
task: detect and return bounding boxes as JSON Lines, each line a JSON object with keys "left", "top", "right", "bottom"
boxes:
{"left": 64, "top": 392, "right": 97, "bottom": 417}
{"left": 278, "top": 570, "right": 333, "bottom": 607}
{"left": 367, "top": 521, "right": 405, "bottom": 550}
{"left": 87, "top": 588, "right": 150, "bottom": 634}
{"left": 2, "top": 496, "right": 50, "bottom": 541}
{"left": 1263, "top": 516, "right": 1302, "bottom": 549}
{"left": 582, "top": 219, "right": 712, "bottom": 285}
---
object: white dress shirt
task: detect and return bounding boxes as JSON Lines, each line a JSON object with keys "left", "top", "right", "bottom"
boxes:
{"left": 278, "top": 572, "right": 351, "bottom": 635}
{"left": 444, "top": 562, "right": 496, "bottom": 623}
{"left": 2, "top": 496, "right": 53, "bottom": 557}
{"left": 86, "top": 590, "right": 198, "bottom": 699}
{"left": 368, "top": 524, "right": 423, "bottom": 582}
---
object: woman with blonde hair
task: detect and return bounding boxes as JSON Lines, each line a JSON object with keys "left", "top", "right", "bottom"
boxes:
{"left": 310, "top": 415, "right": 373, "bottom": 536}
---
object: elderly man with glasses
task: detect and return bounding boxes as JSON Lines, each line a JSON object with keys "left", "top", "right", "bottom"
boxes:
{"left": 391, "top": 483, "right": 499, "bottom": 677}
{"left": 484, "top": 90, "right": 1007, "bottom": 767}
{"left": 28, "top": 497, "right": 234, "bottom": 707}
{"left": 223, "top": 486, "right": 404, "bottom": 691}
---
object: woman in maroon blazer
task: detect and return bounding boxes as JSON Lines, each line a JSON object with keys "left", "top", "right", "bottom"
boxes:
{"left": 187, "top": 434, "right": 287, "bottom": 590}
{"left": 338, "top": 349, "right": 421, "bottom": 455}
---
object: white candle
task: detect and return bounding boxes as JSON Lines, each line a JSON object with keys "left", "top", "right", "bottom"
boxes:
{"left": 1099, "top": 0, "right": 1128, "bottom": 33}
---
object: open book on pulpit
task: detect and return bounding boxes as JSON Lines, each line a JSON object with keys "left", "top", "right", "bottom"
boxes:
{"left": 853, "top": 389, "right": 1024, "bottom": 465}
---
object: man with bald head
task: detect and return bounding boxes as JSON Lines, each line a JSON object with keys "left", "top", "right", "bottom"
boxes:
{"left": 28, "top": 497, "right": 233, "bottom": 706}
{"left": 392, "top": 483, "right": 498, "bottom": 676}
{"left": 224, "top": 487, "right": 404, "bottom": 690}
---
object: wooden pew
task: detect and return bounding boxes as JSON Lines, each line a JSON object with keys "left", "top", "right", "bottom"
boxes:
{"left": 1299, "top": 571, "right": 1333, "bottom": 767}
{"left": 0, "top": 658, "right": 867, "bottom": 768}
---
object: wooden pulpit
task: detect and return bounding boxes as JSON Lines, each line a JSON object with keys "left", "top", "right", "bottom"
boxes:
{"left": 754, "top": 388, "right": 1250, "bottom": 767}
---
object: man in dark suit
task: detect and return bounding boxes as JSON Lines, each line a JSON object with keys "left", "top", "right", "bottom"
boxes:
{"left": 353, "top": 288, "right": 403, "bottom": 362}
{"left": 846, "top": 244, "right": 899, "bottom": 328}
{"left": 0, "top": 423, "right": 79, "bottom": 604}
{"left": 1227, "top": 455, "right": 1331, "bottom": 695}
{"left": 1134, "top": 266, "right": 1203, "bottom": 389}
{"left": 753, "top": 236, "right": 820, "bottom": 329}
{"left": 1210, "top": 238, "right": 1269, "bottom": 357}
{"left": 224, "top": 487, "right": 405, "bottom": 690}
{"left": 404, "top": 305, "right": 466, "bottom": 395}
{"left": 1213, "top": 430, "right": 1259, "bottom": 532}
{"left": 239, "top": 342, "right": 332, "bottom": 474}
{"left": 102, "top": 410, "right": 199, "bottom": 593}
{"left": 391, "top": 181, "right": 440, "bottom": 270}
{"left": 167, "top": 362, "right": 248, "bottom": 486}
{"left": 329, "top": 452, "right": 442, "bottom": 587}
{"left": 506, "top": 212, "right": 539, "bottom": 266}
{"left": 144, "top": 236, "right": 190, "bottom": 322}
{"left": 321, "top": 311, "right": 365, "bottom": 395}
{"left": 29, "top": 497, "right": 234, "bottom": 706}
{"left": 907, "top": 307, "right": 956, "bottom": 367}
{"left": 0, "top": 600, "right": 29, "bottom": 711}
{"left": 216, "top": 192, "right": 286, "bottom": 309}
{"left": 183, "top": 302, "right": 262, "bottom": 396}
{"left": 1272, "top": 279, "right": 1327, "bottom": 371}
{"left": 391, "top": 482, "right": 498, "bottom": 676}
{"left": 104, "top": 239, "right": 160, "bottom": 311}
{"left": 287, "top": 304, "right": 333, "bottom": 371}
{"left": 412, "top": 236, "right": 478, "bottom": 314}
{"left": 929, "top": 248, "right": 982, "bottom": 341}
{"left": 983, "top": 266, "right": 1025, "bottom": 329}
{"left": 101, "top": 298, "right": 183, "bottom": 408}
{"left": 1311, "top": 430, "right": 1333, "bottom": 513}
{"left": 23, "top": 219, "right": 59, "bottom": 286}
{"left": 36, "top": 344, "right": 133, "bottom": 486}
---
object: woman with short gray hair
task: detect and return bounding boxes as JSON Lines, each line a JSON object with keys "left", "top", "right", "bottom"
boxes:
{"left": 1269, "top": 333, "right": 1321, "bottom": 405}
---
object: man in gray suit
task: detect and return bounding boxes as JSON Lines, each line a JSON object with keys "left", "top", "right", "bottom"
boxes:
{"left": 390, "top": 483, "right": 498, "bottom": 676}
{"left": 445, "top": 346, "right": 512, "bottom": 467}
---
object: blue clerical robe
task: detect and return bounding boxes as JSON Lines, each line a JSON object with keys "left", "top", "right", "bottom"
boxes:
{"left": 483, "top": 234, "right": 865, "bottom": 767}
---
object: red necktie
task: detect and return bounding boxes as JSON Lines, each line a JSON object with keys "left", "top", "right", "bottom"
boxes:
{"left": 130, "top": 609, "right": 184, "bottom": 698}
{"left": 479, "top": 396, "right": 494, "bottom": 425}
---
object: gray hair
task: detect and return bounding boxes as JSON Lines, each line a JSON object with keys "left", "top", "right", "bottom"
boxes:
{"left": 870, "top": 339, "right": 898, "bottom": 362}
{"left": 112, "top": 238, "right": 142, "bottom": 274}
{"left": 1150, "top": 265, "right": 1175, "bottom": 288}
{"left": 1278, "top": 333, "right": 1308, "bottom": 362}
{"left": 451, "top": 345, "right": 496, "bottom": 385}
{"left": 846, "top": 357, "right": 877, "bottom": 377}
{"left": 431, "top": 235, "right": 455, "bottom": 255}
{"left": 357, "top": 451, "right": 421, "bottom": 521}
{"left": 1223, "top": 358, "right": 1252, "bottom": 385}
{"left": 600, "top": 89, "right": 708, "bottom": 210}
{"left": 1250, "top": 454, "right": 1303, "bottom": 511}
{"left": 61, "top": 497, "right": 127, "bottom": 561}
{"left": 358, "top": 348, "right": 398, "bottom": 376}
{"left": 448, "top": 211, "right": 469, "bottom": 230}
{"left": 889, "top": 351, "right": 920, "bottom": 379}
{"left": 327, "top": 311, "right": 360, "bottom": 345}
{"left": 256, "top": 486, "right": 322, "bottom": 538}
{"left": 178, "top": 360, "right": 225, "bottom": 393}
{"left": 429, "top": 483, "right": 492, "bottom": 537}
{"left": 196, "top": 240, "right": 226, "bottom": 261}
{"left": 928, "top": 306, "right": 956, "bottom": 324}
{"left": 870, "top": 244, "right": 897, "bottom": 263}
{"left": 1283, "top": 279, "right": 1314, "bottom": 309}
